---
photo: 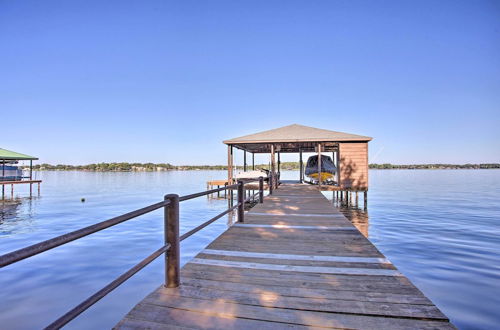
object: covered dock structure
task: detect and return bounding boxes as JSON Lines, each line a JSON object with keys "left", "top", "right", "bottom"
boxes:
{"left": 223, "top": 124, "right": 372, "bottom": 204}
{"left": 0, "top": 148, "right": 41, "bottom": 198}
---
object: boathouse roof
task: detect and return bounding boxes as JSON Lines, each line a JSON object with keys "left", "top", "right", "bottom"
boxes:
{"left": 223, "top": 124, "right": 371, "bottom": 153}
{"left": 0, "top": 148, "right": 38, "bottom": 160}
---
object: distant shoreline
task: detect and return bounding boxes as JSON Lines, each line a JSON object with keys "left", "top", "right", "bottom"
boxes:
{"left": 22, "top": 162, "right": 500, "bottom": 172}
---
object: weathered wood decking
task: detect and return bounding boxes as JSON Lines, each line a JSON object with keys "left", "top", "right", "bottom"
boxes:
{"left": 116, "top": 183, "right": 453, "bottom": 329}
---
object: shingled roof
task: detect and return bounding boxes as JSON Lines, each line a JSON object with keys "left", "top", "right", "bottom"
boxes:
{"left": 224, "top": 124, "right": 372, "bottom": 144}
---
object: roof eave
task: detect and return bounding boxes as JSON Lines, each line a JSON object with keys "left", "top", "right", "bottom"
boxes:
{"left": 0, "top": 157, "right": 39, "bottom": 160}
{"left": 224, "top": 138, "right": 372, "bottom": 144}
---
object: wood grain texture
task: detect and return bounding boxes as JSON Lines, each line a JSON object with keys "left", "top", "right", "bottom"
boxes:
{"left": 116, "top": 183, "right": 454, "bottom": 329}
{"left": 339, "top": 142, "right": 369, "bottom": 189}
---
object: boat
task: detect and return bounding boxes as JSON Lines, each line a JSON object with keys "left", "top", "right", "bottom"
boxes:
{"left": 234, "top": 169, "right": 269, "bottom": 180}
{"left": 305, "top": 155, "right": 336, "bottom": 183}
{"left": 0, "top": 163, "right": 23, "bottom": 181}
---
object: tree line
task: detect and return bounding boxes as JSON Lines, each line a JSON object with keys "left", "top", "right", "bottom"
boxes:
{"left": 26, "top": 162, "right": 500, "bottom": 171}
{"left": 368, "top": 163, "right": 500, "bottom": 169}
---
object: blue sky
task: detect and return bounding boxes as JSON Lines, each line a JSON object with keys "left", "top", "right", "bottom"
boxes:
{"left": 1, "top": 0, "right": 499, "bottom": 165}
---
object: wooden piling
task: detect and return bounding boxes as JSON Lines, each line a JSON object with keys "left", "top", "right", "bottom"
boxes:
{"left": 364, "top": 191, "right": 368, "bottom": 210}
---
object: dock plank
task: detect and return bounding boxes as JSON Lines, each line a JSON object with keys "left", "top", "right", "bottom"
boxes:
{"left": 116, "top": 183, "right": 454, "bottom": 329}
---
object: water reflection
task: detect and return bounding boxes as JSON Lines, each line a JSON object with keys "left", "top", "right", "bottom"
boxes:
{"left": 0, "top": 197, "right": 37, "bottom": 236}
{"left": 326, "top": 191, "right": 370, "bottom": 237}
{"left": 339, "top": 208, "right": 369, "bottom": 237}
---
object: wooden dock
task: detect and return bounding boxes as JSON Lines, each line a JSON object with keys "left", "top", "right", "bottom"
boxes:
{"left": 1, "top": 179, "right": 41, "bottom": 198}
{"left": 116, "top": 183, "right": 453, "bottom": 329}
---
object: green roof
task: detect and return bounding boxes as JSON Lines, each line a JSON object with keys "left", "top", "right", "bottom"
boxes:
{"left": 0, "top": 148, "right": 38, "bottom": 160}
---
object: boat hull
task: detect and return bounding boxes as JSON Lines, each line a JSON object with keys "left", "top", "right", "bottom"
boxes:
{"left": 305, "top": 155, "right": 336, "bottom": 183}
{"left": 308, "top": 172, "right": 334, "bottom": 182}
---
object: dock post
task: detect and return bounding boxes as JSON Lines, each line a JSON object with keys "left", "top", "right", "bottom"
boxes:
{"left": 364, "top": 191, "right": 368, "bottom": 210}
{"left": 269, "top": 175, "right": 273, "bottom": 195}
{"left": 259, "top": 177, "right": 264, "bottom": 203}
{"left": 237, "top": 180, "right": 244, "bottom": 222}
{"left": 317, "top": 143, "right": 322, "bottom": 188}
{"left": 244, "top": 151, "right": 247, "bottom": 172}
{"left": 299, "top": 148, "right": 303, "bottom": 183}
{"left": 164, "top": 194, "right": 180, "bottom": 288}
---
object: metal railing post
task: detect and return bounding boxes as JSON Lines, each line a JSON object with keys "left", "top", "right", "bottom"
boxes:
{"left": 164, "top": 194, "right": 180, "bottom": 288}
{"left": 259, "top": 177, "right": 264, "bottom": 203}
{"left": 237, "top": 180, "right": 244, "bottom": 222}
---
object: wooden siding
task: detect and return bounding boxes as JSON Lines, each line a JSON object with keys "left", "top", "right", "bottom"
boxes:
{"left": 339, "top": 142, "right": 368, "bottom": 190}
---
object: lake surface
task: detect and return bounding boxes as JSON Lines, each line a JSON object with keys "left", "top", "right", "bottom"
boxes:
{"left": 1, "top": 170, "right": 499, "bottom": 329}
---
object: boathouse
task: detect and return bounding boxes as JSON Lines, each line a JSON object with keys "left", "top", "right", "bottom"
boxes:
{"left": 223, "top": 124, "right": 372, "bottom": 191}
{"left": 0, "top": 148, "right": 41, "bottom": 197}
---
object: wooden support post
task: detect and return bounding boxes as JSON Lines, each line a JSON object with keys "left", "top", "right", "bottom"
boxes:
{"left": 356, "top": 191, "right": 359, "bottom": 207}
{"left": 364, "top": 191, "right": 368, "bottom": 210}
{"left": 346, "top": 191, "right": 349, "bottom": 206}
{"left": 270, "top": 144, "right": 276, "bottom": 190}
{"left": 299, "top": 148, "right": 303, "bottom": 183}
{"left": 227, "top": 145, "right": 234, "bottom": 207}
{"left": 259, "top": 177, "right": 264, "bottom": 203}
{"left": 277, "top": 152, "right": 281, "bottom": 176}
{"left": 317, "top": 143, "right": 322, "bottom": 188}
{"left": 269, "top": 174, "right": 273, "bottom": 195}
{"left": 244, "top": 151, "right": 247, "bottom": 172}
{"left": 336, "top": 149, "right": 340, "bottom": 187}
{"left": 237, "top": 180, "right": 244, "bottom": 223}
{"left": 252, "top": 153, "right": 255, "bottom": 170}
{"left": 164, "top": 194, "right": 180, "bottom": 288}
{"left": 30, "top": 160, "right": 33, "bottom": 180}
{"left": 38, "top": 182, "right": 40, "bottom": 195}
{"left": 1, "top": 160, "right": 4, "bottom": 197}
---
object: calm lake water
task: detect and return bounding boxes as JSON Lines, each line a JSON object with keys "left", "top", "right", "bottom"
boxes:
{"left": 1, "top": 170, "right": 499, "bottom": 329}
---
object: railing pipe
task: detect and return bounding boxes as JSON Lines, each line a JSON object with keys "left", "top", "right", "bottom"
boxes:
{"left": 237, "top": 180, "right": 244, "bottom": 223}
{"left": 180, "top": 184, "right": 238, "bottom": 202}
{"left": 259, "top": 176, "right": 264, "bottom": 203}
{"left": 46, "top": 244, "right": 170, "bottom": 330}
{"left": 164, "top": 194, "right": 180, "bottom": 288}
{"left": 0, "top": 200, "right": 168, "bottom": 268}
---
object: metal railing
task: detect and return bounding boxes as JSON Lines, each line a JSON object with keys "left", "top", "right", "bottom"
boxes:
{"left": 0, "top": 177, "right": 265, "bottom": 329}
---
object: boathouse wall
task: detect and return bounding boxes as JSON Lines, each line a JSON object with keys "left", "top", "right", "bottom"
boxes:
{"left": 338, "top": 142, "right": 368, "bottom": 190}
